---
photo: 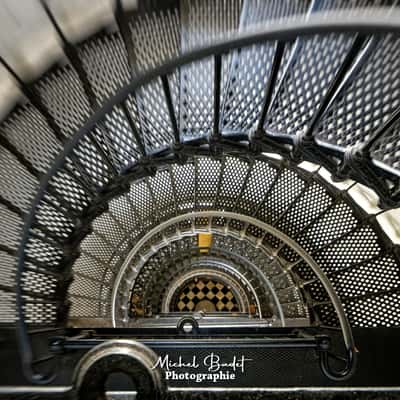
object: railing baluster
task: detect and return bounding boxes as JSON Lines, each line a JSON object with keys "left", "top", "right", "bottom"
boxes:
{"left": 114, "top": 0, "right": 138, "bottom": 74}
{"left": 257, "top": 41, "right": 285, "bottom": 131}
{"left": 161, "top": 75, "right": 180, "bottom": 144}
{"left": 120, "top": 101, "right": 147, "bottom": 156}
{"left": 213, "top": 54, "right": 222, "bottom": 140}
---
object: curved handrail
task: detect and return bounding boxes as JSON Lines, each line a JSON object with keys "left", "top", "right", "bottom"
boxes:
{"left": 16, "top": 11, "right": 400, "bottom": 382}
{"left": 320, "top": 347, "right": 359, "bottom": 381}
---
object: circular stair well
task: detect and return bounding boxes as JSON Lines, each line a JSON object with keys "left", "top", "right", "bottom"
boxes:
{"left": 0, "top": 0, "right": 400, "bottom": 399}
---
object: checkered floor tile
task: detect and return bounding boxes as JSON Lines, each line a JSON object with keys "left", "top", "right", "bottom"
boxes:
{"left": 174, "top": 277, "right": 239, "bottom": 312}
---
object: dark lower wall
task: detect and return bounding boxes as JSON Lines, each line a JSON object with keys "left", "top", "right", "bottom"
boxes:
{"left": 0, "top": 327, "right": 399, "bottom": 388}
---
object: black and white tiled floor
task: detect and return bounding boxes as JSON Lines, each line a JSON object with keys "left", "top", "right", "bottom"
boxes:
{"left": 175, "top": 278, "right": 239, "bottom": 312}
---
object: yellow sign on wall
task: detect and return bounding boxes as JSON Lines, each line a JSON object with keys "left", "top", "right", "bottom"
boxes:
{"left": 198, "top": 233, "right": 212, "bottom": 253}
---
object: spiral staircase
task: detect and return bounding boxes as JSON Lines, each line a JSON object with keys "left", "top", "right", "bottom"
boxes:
{"left": 1, "top": 0, "right": 400, "bottom": 399}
